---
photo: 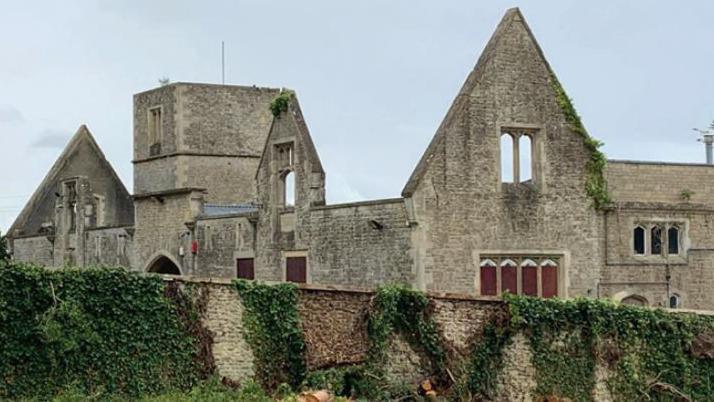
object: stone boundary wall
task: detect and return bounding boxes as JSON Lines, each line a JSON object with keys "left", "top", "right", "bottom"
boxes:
{"left": 169, "top": 276, "right": 713, "bottom": 400}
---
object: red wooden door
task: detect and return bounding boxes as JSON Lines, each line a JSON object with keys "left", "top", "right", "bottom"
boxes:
{"left": 286, "top": 257, "right": 307, "bottom": 283}
{"left": 480, "top": 265, "right": 497, "bottom": 296}
{"left": 522, "top": 265, "right": 537, "bottom": 296}
{"left": 501, "top": 264, "right": 517, "bottom": 295}
{"left": 541, "top": 264, "right": 558, "bottom": 298}
{"left": 236, "top": 258, "right": 254, "bottom": 280}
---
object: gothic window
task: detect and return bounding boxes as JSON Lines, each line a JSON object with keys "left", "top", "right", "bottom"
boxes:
{"left": 669, "top": 293, "right": 681, "bottom": 309}
{"left": 519, "top": 135, "right": 533, "bottom": 183}
{"left": 479, "top": 256, "right": 559, "bottom": 298}
{"left": 651, "top": 225, "right": 663, "bottom": 256}
{"left": 521, "top": 259, "right": 538, "bottom": 296}
{"left": 633, "top": 226, "right": 645, "bottom": 255}
{"left": 500, "top": 259, "right": 518, "bottom": 295}
{"left": 540, "top": 259, "right": 558, "bottom": 298}
{"left": 479, "top": 259, "right": 497, "bottom": 296}
{"left": 668, "top": 226, "right": 680, "bottom": 255}
{"left": 500, "top": 133, "right": 514, "bottom": 183}
{"left": 148, "top": 106, "right": 163, "bottom": 156}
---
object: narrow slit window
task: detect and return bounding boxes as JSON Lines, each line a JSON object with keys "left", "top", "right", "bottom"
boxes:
{"left": 148, "top": 106, "right": 162, "bottom": 156}
{"left": 500, "top": 133, "right": 514, "bottom": 183}
{"left": 519, "top": 135, "right": 532, "bottom": 183}
{"left": 668, "top": 226, "right": 679, "bottom": 255}
{"left": 633, "top": 226, "right": 645, "bottom": 255}
{"left": 651, "top": 225, "right": 663, "bottom": 256}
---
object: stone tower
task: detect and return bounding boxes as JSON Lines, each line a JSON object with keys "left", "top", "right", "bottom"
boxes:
{"left": 132, "top": 83, "right": 280, "bottom": 274}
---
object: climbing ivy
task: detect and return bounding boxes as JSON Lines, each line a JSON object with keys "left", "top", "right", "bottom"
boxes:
{"left": 365, "top": 285, "right": 448, "bottom": 399}
{"left": 234, "top": 280, "right": 307, "bottom": 390}
{"left": 0, "top": 263, "right": 209, "bottom": 400}
{"left": 270, "top": 90, "right": 294, "bottom": 117}
{"left": 550, "top": 74, "right": 611, "bottom": 209}
{"left": 507, "top": 295, "right": 714, "bottom": 402}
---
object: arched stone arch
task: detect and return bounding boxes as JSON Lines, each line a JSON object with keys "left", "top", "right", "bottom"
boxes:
{"left": 612, "top": 291, "right": 648, "bottom": 307}
{"left": 144, "top": 252, "right": 182, "bottom": 276}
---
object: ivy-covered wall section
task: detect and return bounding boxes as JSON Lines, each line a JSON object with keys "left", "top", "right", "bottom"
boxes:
{"left": 3, "top": 265, "right": 714, "bottom": 401}
{"left": 0, "top": 263, "right": 212, "bottom": 400}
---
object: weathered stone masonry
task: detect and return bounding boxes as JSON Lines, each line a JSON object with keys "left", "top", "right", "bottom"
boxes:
{"left": 9, "top": 8, "right": 714, "bottom": 310}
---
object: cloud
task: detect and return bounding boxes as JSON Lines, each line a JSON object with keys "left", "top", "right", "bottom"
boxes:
{"left": 0, "top": 106, "right": 24, "bottom": 124}
{"left": 30, "top": 129, "right": 71, "bottom": 149}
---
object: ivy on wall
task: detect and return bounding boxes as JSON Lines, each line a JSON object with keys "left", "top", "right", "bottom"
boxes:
{"left": 507, "top": 295, "right": 714, "bottom": 402}
{"left": 0, "top": 263, "right": 210, "bottom": 400}
{"left": 550, "top": 74, "right": 611, "bottom": 209}
{"left": 234, "top": 280, "right": 307, "bottom": 390}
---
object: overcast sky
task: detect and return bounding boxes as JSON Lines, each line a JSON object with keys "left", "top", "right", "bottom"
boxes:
{"left": 1, "top": 1, "right": 713, "bottom": 232}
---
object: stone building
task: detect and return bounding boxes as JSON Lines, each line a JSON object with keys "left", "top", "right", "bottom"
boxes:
{"left": 8, "top": 8, "right": 714, "bottom": 310}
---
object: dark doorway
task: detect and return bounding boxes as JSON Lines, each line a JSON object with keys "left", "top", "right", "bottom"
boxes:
{"left": 286, "top": 256, "right": 306, "bottom": 283}
{"left": 147, "top": 256, "right": 181, "bottom": 275}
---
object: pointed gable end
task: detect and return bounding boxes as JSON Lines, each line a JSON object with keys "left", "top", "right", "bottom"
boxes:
{"left": 8, "top": 125, "right": 133, "bottom": 237}
{"left": 402, "top": 8, "right": 601, "bottom": 200}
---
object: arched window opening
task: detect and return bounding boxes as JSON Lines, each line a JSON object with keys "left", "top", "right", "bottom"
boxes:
{"left": 651, "top": 226, "right": 663, "bottom": 256}
{"left": 500, "top": 134, "right": 514, "bottom": 183}
{"left": 521, "top": 259, "right": 537, "bottom": 296}
{"left": 282, "top": 171, "right": 295, "bottom": 207}
{"left": 519, "top": 135, "right": 532, "bottom": 183}
{"left": 500, "top": 259, "right": 517, "bottom": 295}
{"left": 669, "top": 294, "right": 681, "bottom": 309}
{"left": 479, "top": 259, "right": 497, "bottom": 296}
{"left": 147, "top": 256, "right": 181, "bottom": 275}
{"left": 668, "top": 226, "right": 680, "bottom": 255}
{"left": 540, "top": 260, "right": 558, "bottom": 298}
{"left": 633, "top": 226, "right": 645, "bottom": 255}
{"left": 621, "top": 295, "right": 647, "bottom": 306}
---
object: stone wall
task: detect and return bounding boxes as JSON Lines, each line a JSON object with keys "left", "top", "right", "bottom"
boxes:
{"left": 607, "top": 161, "right": 714, "bottom": 204}
{"left": 194, "top": 215, "right": 256, "bottom": 278}
{"left": 405, "top": 10, "right": 602, "bottom": 297}
{"left": 11, "top": 235, "right": 54, "bottom": 266}
{"left": 135, "top": 276, "right": 714, "bottom": 401}
{"left": 84, "top": 226, "right": 135, "bottom": 268}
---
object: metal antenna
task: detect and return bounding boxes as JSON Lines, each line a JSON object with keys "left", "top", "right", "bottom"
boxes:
{"left": 221, "top": 41, "right": 225, "bottom": 84}
{"left": 693, "top": 121, "right": 714, "bottom": 164}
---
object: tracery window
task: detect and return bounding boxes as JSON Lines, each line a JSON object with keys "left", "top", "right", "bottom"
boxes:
{"left": 479, "top": 256, "right": 559, "bottom": 298}
{"left": 500, "top": 128, "right": 537, "bottom": 185}
{"left": 632, "top": 222, "right": 683, "bottom": 257}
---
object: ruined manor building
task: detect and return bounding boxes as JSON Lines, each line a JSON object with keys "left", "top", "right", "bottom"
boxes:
{"left": 8, "top": 9, "right": 714, "bottom": 310}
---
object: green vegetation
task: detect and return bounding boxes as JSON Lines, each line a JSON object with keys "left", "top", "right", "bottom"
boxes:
{"left": 550, "top": 74, "right": 611, "bottom": 209}
{"left": 0, "top": 230, "right": 9, "bottom": 264}
{"left": 234, "top": 280, "right": 307, "bottom": 390}
{"left": 4, "top": 268, "right": 713, "bottom": 401}
{"left": 506, "top": 295, "right": 714, "bottom": 401}
{"left": 0, "top": 263, "right": 210, "bottom": 400}
{"left": 270, "top": 90, "right": 294, "bottom": 117}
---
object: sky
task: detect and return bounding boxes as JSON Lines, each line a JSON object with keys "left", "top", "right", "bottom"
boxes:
{"left": 1, "top": 1, "right": 713, "bottom": 232}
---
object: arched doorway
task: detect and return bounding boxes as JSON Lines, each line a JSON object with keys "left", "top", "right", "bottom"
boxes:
{"left": 146, "top": 255, "right": 181, "bottom": 275}
{"left": 621, "top": 295, "right": 648, "bottom": 307}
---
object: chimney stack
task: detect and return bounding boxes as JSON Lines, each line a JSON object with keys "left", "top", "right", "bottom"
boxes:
{"left": 694, "top": 122, "right": 714, "bottom": 165}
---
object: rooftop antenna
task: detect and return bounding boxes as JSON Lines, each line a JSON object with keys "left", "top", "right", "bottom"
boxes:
{"left": 221, "top": 41, "right": 225, "bottom": 84}
{"left": 693, "top": 121, "right": 714, "bottom": 165}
